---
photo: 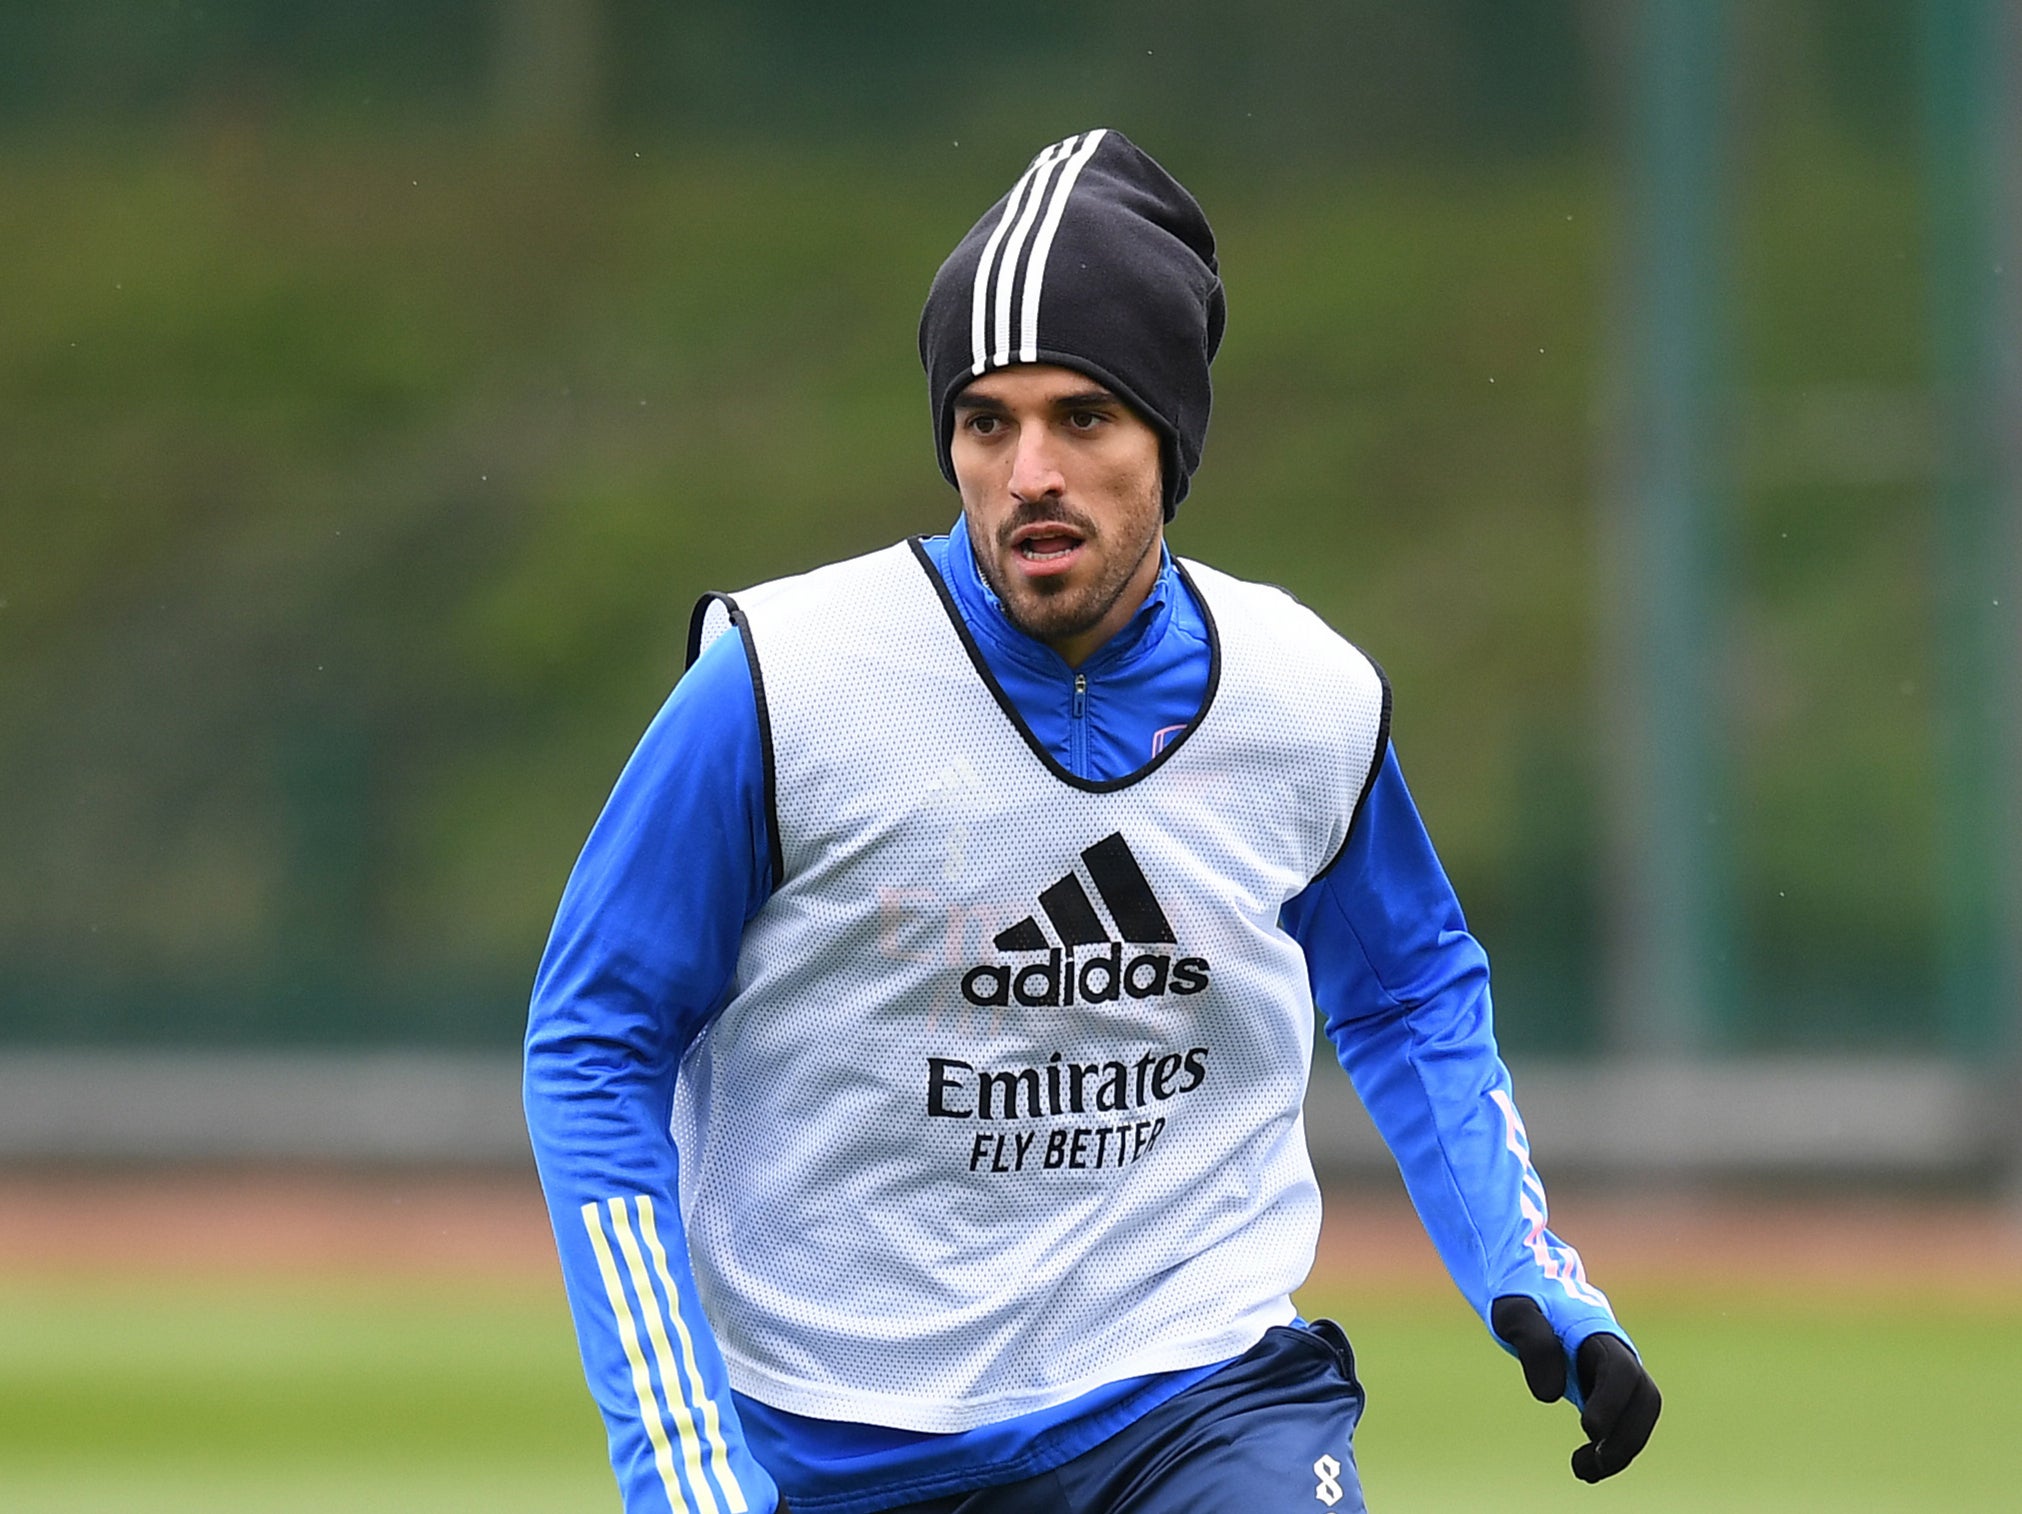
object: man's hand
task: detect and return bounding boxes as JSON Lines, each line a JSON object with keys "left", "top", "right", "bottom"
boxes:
{"left": 1490, "top": 1295, "right": 1661, "bottom": 1483}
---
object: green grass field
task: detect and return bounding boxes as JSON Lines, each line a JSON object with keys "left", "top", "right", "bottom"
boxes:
{"left": 2, "top": 1276, "right": 2017, "bottom": 1512}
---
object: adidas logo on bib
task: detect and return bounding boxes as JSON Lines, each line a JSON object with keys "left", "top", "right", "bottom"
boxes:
{"left": 960, "top": 832, "right": 1212, "bottom": 1009}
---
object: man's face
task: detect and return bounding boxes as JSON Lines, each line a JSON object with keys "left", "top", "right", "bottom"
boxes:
{"left": 950, "top": 364, "right": 1166, "bottom": 668}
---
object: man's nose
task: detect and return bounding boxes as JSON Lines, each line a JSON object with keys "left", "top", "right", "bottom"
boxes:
{"left": 1008, "top": 428, "right": 1066, "bottom": 501}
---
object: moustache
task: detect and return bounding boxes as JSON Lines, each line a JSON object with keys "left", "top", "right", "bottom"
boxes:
{"left": 996, "top": 501, "right": 1097, "bottom": 546}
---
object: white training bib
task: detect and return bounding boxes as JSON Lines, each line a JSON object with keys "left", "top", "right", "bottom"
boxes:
{"left": 676, "top": 541, "right": 1387, "bottom": 1431}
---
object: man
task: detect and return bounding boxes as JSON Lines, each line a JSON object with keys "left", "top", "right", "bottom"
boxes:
{"left": 525, "top": 128, "right": 1659, "bottom": 1514}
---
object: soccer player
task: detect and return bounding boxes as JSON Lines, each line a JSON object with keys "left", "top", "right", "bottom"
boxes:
{"left": 525, "top": 128, "right": 1660, "bottom": 1514}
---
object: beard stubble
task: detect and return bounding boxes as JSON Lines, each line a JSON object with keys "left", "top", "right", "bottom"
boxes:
{"left": 969, "top": 489, "right": 1164, "bottom": 652}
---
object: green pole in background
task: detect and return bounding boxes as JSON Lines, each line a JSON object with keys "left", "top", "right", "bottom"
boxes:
{"left": 1602, "top": 0, "right": 1732, "bottom": 1054}
{"left": 1921, "top": 0, "right": 2019, "bottom": 1062}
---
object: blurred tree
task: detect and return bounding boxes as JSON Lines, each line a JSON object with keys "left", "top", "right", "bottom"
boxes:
{"left": 0, "top": 0, "right": 1969, "bottom": 1057}
{"left": 493, "top": 0, "right": 604, "bottom": 144}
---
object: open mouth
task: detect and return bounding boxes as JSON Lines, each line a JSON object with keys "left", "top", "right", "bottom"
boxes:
{"left": 1018, "top": 534, "right": 1080, "bottom": 561}
{"left": 1008, "top": 521, "right": 1088, "bottom": 573}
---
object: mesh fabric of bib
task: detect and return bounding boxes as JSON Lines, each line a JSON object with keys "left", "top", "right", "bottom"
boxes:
{"left": 677, "top": 541, "right": 1387, "bottom": 1431}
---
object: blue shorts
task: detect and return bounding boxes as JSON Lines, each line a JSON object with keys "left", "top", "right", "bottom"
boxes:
{"left": 877, "top": 1320, "right": 1368, "bottom": 1514}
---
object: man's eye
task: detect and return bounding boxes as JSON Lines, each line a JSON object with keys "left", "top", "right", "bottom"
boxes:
{"left": 1068, "top": 411, "right": 1105, "bottom": 430}
{"left": 966, "top": 414, "right": 1001, "bottom": 436}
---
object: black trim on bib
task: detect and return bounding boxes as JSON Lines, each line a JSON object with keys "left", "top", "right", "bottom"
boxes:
{"left": 903, "top": 536, "right": 1222, "bottom": 794}
{"left": 1315, "top": 659, "right": 1392, "bottom": 881}
{"left": 684, "top": 594, "right": 727, "bottom": 670}
{"left": 687, "top": 591, "right": 785, "bottom": 890}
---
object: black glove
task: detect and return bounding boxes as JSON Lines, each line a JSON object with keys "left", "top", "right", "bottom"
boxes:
{"left": 1490, "top": 1294, "right": 1661, "bottom": 1483}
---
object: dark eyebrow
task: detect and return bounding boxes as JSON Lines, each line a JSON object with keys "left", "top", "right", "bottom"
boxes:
{"left": 952, "top": 393, "right": 1011, "bottom": 415}
{"left": 1053, "top": 389, "right": 1122, "bottom": 410}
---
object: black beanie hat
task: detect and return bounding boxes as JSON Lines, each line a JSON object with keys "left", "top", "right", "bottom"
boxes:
{"left": 918, "top": 129, "right": 1225, "bottom": 518}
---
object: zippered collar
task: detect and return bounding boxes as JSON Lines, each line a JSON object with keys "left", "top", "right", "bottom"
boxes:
{"left": 941, "top": 515, "right": 1177, "bottom": 681}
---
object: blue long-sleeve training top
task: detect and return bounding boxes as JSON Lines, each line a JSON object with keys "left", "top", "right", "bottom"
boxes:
{"left": 524, "top": 523, "right": 1625, "bottom": 1514}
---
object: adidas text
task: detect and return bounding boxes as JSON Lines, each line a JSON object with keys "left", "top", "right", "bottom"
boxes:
{"left": 960, "top": 944, "right": 1211, "bottom": 1008}
{"left": 965, "top": 832, "right": 1212, "bottom": 1008}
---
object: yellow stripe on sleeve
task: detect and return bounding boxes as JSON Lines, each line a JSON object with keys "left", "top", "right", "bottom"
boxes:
{"left": 582, "top": 1201, "right": 689, "bottom": 1514}
{"left": 639, "top": 1196, "right": 750, "bottom": 1512}
{"left": 610, "top": 1198, "right": 722, "bottom": 1514}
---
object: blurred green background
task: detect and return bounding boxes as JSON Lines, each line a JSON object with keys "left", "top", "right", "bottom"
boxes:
{"left": 6, "top": 0, "right": 2013, "bottom": 1063}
